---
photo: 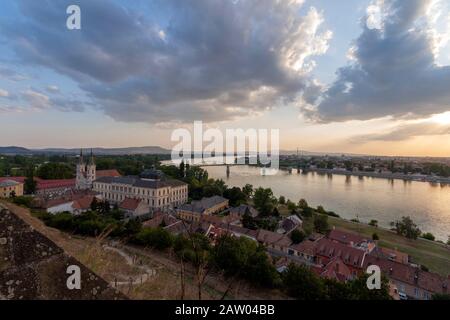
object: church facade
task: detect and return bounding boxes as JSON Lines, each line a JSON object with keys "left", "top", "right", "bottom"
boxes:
{"left": 76, "top": 149, "right": 96, "bottom": 190}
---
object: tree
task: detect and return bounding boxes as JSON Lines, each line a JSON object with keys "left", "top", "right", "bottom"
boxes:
{"left": 134, "top": 227, "right": 173, "bottom": 250}
{"left": 242, "top": 212, "right": 258, "bottom": 230}
{"left": 432, "top": 293, "right": 450, "bottom": 300}
{"left": 290, "top": 229, "right": 306, "bottom": 244}
{"left": 345, "top": 274, "right": 392, "bottom": 300}
{"left": 223, "top": 187, "right": 246, "bottom": 207}
{"left": 447, "top": 235, "right": 450, "bottom": 246}
{"left": 372, "top": 233, "right": 379, "bottom": 241}
{"left": 393, "top": 216, "right": 421, "bottom": 240}
{"left": 282, "top": 264, "right": 326, "bottom": 300}
{"left": 36, "top": 162, "right": 74, "bottom": 179}
{"left": 368, "top": 219, "right": 378, "bottom": 227}
{"left": 421, "top": 232, "right": 435, "bottom": 241}
{"left": 253, "top": 187, "right": 277, "bottom": 216}
{"left": 298, "top": 199, "right": 309, "bottom": 210}
{"left": 313, "top": 214, "right": 329, "bottom": 233}
{"left": 24, "top": 165, "right": 37, "bottom": 195}
{"left": 242, "top": 184, "right": 254, "bottom": 199}
{"left": 179, "top": 160, "right": 185, "bottom": 178}
{"left": 278, "top": 196, "right": 286, "bottom": 205}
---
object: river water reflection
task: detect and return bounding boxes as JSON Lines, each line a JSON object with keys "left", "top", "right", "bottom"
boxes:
{"left": 205, "top": 165, "right": 450, "bottom": 241}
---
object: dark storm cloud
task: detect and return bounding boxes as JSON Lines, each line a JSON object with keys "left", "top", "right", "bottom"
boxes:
{"left": 3, "top": 0, "right": 331, "bottom": 123}
{"left": 312, "top": 0, "right": 450, "bottom": 122}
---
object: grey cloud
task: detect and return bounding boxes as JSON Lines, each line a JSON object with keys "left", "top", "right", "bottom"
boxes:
{"left": 3, "top": 0, "right": 330, "bottom": 123}
{"left": 350, "top": 122, "right": 450, "bottom": 143}
{"left": 312, "top": 0, "right": 450, "bottom": 122}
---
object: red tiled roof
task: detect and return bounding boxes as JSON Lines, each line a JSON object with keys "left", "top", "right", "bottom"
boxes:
{"left": 328, "top": 228, "right": 369, "bottom": 246}
{"left": 315, "top": 238, "right": 366, "bottom": 268}
{"left": 96, "top": 169, "right": 121, "bottom": 178}
{"left": 143, "top": 212, "right": 179, "bottom": 228}
{"left": 72, "top": 195, "right": 94, "bottom": 210}
{"left": 256, "top": 229, "right": 292, "bottom": 247}
{"left": 0, "top": 176, "right": 75, "bottom": 190}
{"left": 119, "top": 197, "right": 141, "bottom": 211}
{"left": 44, "top": 191, "right": 96, "bottom": 208}
{"left": 364, "top": 255, "right": 449, "bottom": 294}
{"left": 289, "top": 240, "right": 316, "bottom": 256}
{"left": 37, "top": 179, "right": 75, "bottom": 190}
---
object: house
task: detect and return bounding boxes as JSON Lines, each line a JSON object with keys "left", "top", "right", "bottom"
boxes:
{"left": 177, "top": 196, "right": 229, "bottom": 222}
{"left": 277, "top": 215, "right": 302, "bottom": 234}
{"left": 328, "top": 228, "right": 376, "bottom": 253}
{"left": 119, "top": 198, "right": 150, "bottom": 218}
{"left": 288, "top": 240, "right": 317, "bottom": 263}
{"left": 317, "top": 257, "right": 353, "bottom": 282}
{"left": 313, "top": 238, "right": 367, "bottom": 277}
{"left": 0, "top": 179, "right": 24, "bottom": 198}
{"left": 229, "top": 204, "right": 259, "bottom": 218}
{"left": 143, "top": 212, "right": 180, "bottom": 228}
{"left": 370, "top": 246, "right": 409, "bottom": 265}
{"left": 256, "top": 229, "right": 292, "bottom": 254}
{"left": 364, "top": 255, "right": 449, "bottom": 300}
{"left": 204, "top": 222, "right": 258, "bottom": 242}
{"left": 44, "top": 192, "right": 99, "bottom": 215}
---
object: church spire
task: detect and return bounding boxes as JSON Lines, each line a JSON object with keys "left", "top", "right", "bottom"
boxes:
{"left": 89, "top": 148, "right": 95, "bottom": 165}
{"left": 79, "top": 148, "right": 84, "bottom": 164}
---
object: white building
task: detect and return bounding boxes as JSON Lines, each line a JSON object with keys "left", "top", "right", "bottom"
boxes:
{"left": 93, "top": 170, "right": 188, "bottom": 212}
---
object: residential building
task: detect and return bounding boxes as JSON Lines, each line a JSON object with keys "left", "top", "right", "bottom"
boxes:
{"left": 0, "top": 179, "right": 24, "bottom": 198}
{"left": 364, "top": 254, "right": 449, "bottom": 300}
{"left": 118, "top": 198, "right": 150, "bottom": 218}
{"left": 44, "top": 192, "right": 99, "bottom": 215}
{"left": 177, "top": 196, "right": 229, "bottom": 222}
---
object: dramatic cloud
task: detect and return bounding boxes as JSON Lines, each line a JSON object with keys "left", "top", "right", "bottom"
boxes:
{"left": 2, "top": 0, "right": 331, "bottom": 124}
{"left": 310, "top": 0, "right": 450, "bottom": 122}
{"left": 350, "top": 121, "right": 450, "bottom": 142}
{"left": 0, "top": 89, "right": 9, "bottom": 97}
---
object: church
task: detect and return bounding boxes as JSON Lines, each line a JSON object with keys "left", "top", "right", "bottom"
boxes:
{"left": 76, "top": 149, "right": 188, "bottom": 212}
{"left": 76, "top": 149, "right": 96, "bottom": 190}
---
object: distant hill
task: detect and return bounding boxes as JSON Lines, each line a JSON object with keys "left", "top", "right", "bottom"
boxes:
{"left": 0, "top": 146, "right": 171, "bottom": 155}
{"left": 0, "top": 146, "right": 33, "bottom": 155}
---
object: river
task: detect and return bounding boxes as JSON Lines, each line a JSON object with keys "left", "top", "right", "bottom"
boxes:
{"left": 204, "top": 165, "right": 450, "bottom": 241}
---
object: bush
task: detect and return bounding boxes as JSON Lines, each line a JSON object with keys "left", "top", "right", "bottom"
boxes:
{"left": 134, "top": 227, "right": 173, "bottom": 250}
{"left": 372, "top": 233, "right": 379, "bottom": 241}
{"left": 11, "top": 196, "right": 34, "bottom": 208}
{"left": 421, "top": 232, "right": 435, "bottom": 241}
{"left": 313, "top": 214, "right": 329, "bottom": 234}
{"left": 290, "top": 229, "right": 306, "bottom": 244}
{"left": 368, "top": 219, "right": 378, "bottom": 227}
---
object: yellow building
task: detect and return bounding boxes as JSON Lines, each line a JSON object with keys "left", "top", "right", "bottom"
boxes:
{"left": 177, "top": 196, "right": 229, "bottom": 222}
{"left": 0, "top": 180, "right": 24, "bottom": 198}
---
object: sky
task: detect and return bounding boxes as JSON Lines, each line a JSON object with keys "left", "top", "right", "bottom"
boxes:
{"left": 0, "top": 0, "right": 450, "bottom": 156}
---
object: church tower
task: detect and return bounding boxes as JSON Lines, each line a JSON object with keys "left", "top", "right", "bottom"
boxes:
{"left": 76, "top": 149, "right": 96, "bottom": 190}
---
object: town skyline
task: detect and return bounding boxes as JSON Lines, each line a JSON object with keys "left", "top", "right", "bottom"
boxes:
{"left": 1, "top": 0, "right": 450, "bottom": 156}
